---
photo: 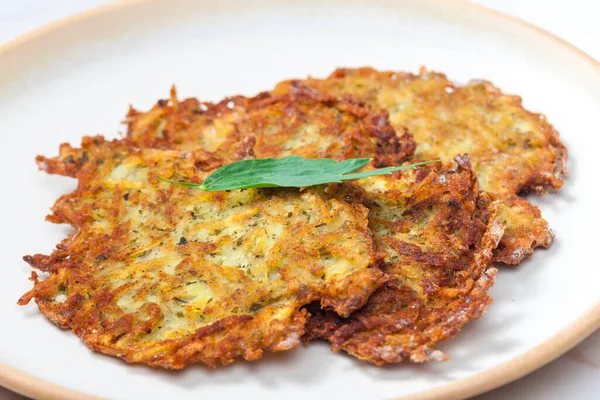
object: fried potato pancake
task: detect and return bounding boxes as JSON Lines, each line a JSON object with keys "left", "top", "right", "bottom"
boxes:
{"left": 124, "top": 86, "right": 415, "bottom": 169}
{"left": 273, "top": 67, "right": 567, "bottom": 264}
{"left": 20, "top": 137, "right": 384, "bottom": 368}
{"left": 304, "top": 155, "right": 504, "bottom": 364}
{"left": 273, "top": 68, "right": 567, "bottom": 196}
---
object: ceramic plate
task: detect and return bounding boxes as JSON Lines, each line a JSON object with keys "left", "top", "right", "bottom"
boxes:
{"left": 1, "top": 1, "right": 599, "bottom": 399}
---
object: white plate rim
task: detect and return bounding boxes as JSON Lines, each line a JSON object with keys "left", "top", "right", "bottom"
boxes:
{"left": 0, "top": 1, "right": 598, "bottom": 399}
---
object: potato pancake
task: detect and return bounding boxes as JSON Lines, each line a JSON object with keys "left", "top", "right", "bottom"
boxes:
{"left": 273, "top": 67, "right": 567, "bottom": 264}
{"left": 304, "top": 155, "right": 504, "bottom": 364}
{"left": 124, "top": 85, "right": 415, "bottom": 169}
{"left": 20, "top": 137, "right": 384, "bottom": 368}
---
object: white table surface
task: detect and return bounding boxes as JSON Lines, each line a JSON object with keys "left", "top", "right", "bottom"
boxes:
{"left": 0, "top": 1, "right": 598, "bottom": 399}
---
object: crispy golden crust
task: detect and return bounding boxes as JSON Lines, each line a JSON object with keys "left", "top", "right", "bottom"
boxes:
{"left": 304, "top": 156, "right": 504, "bottom": 364}
{"left": 20, "top": 137, "right": 384, "bottom": 369}
{"left": 124, "top": 85, "right": 415, "bottom": 169}
{"left": 492, "top": 195, "right": 553, "bottom": 265}
{"left": 273, "top": 67, "right": 566, "bottom": 264}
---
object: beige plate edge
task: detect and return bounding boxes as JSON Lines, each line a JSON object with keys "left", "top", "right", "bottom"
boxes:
{"left": 0, "top": 0, "right": 599, "bottom": 399}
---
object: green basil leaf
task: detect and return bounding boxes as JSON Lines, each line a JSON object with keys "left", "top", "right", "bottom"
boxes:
{"left": 159, "top": 156, "right": 439, "bottom": 192}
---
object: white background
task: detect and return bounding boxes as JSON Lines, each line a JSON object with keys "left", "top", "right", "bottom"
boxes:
{"left": 0, "top": 1, "right": 598, "bottom": 399}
